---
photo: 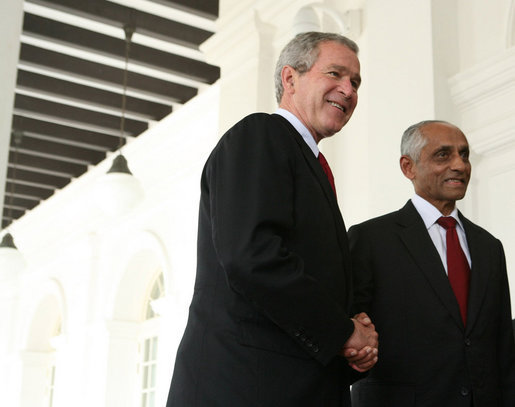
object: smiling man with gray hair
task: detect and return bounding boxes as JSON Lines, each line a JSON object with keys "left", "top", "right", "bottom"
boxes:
{"left": 166, "top": 31, "right": 378, "bottom": 407}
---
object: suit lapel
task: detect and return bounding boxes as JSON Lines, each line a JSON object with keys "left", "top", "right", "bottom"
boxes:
{"left": 271, "top": 114, "right": 351, "bottom": 293}
{"left": 459, "top": 214, "right": 491, "bottom": 333}
{"left": 271, "top": 114, "right": 345, "bottom": 232}
{"left": 396, "top": 201, "right": 464, "bottom": 329}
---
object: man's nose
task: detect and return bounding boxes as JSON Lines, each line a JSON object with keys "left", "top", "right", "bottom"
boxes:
{"left": 339, "top": 78, "right": 354, "bottom": 98}
{"left": 450, "top": 154, "right": 467, "bottom": 171}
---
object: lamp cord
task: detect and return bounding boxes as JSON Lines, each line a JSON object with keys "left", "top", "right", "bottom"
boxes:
{"left": 118, "top": 25, "right": 135, "bottom": 151}
{"left": 6, "top": 131, "right": 22, "bottom": 229}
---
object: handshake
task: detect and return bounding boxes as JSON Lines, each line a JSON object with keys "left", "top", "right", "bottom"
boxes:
{"left": 341, "top": 312, "right": 379, "bottom": 372}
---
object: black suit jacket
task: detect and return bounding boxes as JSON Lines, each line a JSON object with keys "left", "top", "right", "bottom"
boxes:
{"left": 349, "top": 200, "right": 515, "bottom": 407}
{"left": 167, "top": 113, "right": 355, "bottom": 406}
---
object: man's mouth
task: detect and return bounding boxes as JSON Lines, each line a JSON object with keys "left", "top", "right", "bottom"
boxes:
{"left": 444, "top": 177, "right": 465, "bottom": 185}
{"left": 329, "top": 101, "right": 346, "bottom": 113}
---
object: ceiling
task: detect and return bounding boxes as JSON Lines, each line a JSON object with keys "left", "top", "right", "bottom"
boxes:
{"left": 2, "top": 0, "right": 220, "bottom": 229}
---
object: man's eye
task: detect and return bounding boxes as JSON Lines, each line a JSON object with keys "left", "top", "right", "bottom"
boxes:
{"left": 328, "top": 71, "right": 339, "bottom": 77}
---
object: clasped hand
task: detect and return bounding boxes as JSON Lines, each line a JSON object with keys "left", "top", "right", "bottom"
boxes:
{"left": 341, "top": 312, "right": 379, "bottom": 372}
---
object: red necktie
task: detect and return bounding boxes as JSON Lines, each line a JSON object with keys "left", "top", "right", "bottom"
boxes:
{"left": 437, "top": 216, "right": 470, "bottom": 325}
{"left": 318, "top": 152, "right": 337, "bottom": 197}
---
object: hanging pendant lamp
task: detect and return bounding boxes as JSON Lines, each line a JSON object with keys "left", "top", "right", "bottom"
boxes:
{"left": 97, "top": 24, "right": 144, "bottom": 216}
{"left": 0, "top": 232, "right": 25, "bottom": 278}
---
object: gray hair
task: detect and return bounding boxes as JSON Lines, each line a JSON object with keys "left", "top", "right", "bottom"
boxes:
{"left": 401, "top": 120, "right": 453, "bottom": 162}
{"left": 274, "top": 32, "right": 359, "bottom": 103}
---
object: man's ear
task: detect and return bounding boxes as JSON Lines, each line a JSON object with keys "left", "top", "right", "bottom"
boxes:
{"left": 281, "top": 65, "right": 297, "bottom": 95}
{"left": 400, "top": 155, "right": 416, "bottom": 180}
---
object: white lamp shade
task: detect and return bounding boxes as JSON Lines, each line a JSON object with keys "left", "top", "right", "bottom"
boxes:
{"left": 0, "top": 247, "right": 26, "bottom": 279}
{"left": 95, "top": 171, "right": 144, "bottom": 217}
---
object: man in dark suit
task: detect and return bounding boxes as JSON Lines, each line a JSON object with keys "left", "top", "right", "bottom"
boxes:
{"left": 166, "top": 32, "right": 378, "bottom": 407}
{"left": 349, "top": 120, "right": 515, "bottom": 406}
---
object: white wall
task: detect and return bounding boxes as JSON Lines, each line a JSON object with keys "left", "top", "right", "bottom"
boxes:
{"left": 448, "top": 0, "right": 515, "bottom": 304}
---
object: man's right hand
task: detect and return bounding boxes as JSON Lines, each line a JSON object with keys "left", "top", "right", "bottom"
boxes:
{"left": 341, "top": 312, "right": 379, "bottom": 372}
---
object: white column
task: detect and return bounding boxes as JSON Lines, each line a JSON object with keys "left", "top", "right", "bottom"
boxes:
{"left": 151, "top": 294, "right": 188, "bottom": 405}
{"left": 18, "top": 351, "right": 54, "bottom": 407}
{"left": 104, "top": 320, "right": 141, "bottom": 407}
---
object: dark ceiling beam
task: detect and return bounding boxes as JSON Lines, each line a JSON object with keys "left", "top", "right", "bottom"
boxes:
{"left": 14, "top": 94, "right": 148, "bottom": 136}
{"left": 23, "top": 13, "right": 220, "bottom": 85}
{"left": 19, "top": 44, "right": 198, "bottom": 103}
{"left": 7, "top": 167, "right": 70, "bottom": 189}
{"left": 10, "top": 151, "right": 87, "bottom": 177}
{"left": 4, "top": 182, "right": 55, "bottom": 200}
{"left": 25, "top": 0, "right": 215, "bottom": 48}
{"left": 3, "top": 196, "right": 40, "bottom": 211}
{"left": 2, "top": 203, "right": 24, "bottom": 210}
{"left": 3, "top": 0, "right": 221, "bottom": 227}
{"left": 11, "top": 135, "right": 106, "bottom": 164}
{"left": 17, "top": 70, "right": 172, "bottom": 121}
{"left": 147, "top": 0, "right": 218, "bottom": 19}
{"left": 2, "top": 208, "right": 26, "bottom": 225}
{"left": 12, "top": 116, "right": 120, "bottom": 151}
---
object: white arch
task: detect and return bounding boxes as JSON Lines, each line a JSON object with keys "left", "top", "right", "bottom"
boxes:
{"left": 17, "top": 278, "right": 66, "bottom": 407}
{"left": 21, "top": 278, "right": 66, "bottom": 351}
{"left": 102, "top": 229, "right": 171, "bottom": 407}
{"left": 106, "top": 229, "right": 171, "bottom": 322}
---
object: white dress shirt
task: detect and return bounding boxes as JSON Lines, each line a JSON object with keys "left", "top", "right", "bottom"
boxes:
{"left": 411, "top": 194, "right": 472, "bottom": 274}
{"left": 275, "top": 108, "right": 319, "bottom": 157}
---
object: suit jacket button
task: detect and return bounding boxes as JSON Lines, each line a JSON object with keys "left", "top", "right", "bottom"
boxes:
{"left": 312, "top": 345, "right": 319, "bottom": 353}
{"left": 464, "top": 338, "right": 471, "bottom": 346}
{"left": 460, "top": 387, "right": 469, "bottom": 396}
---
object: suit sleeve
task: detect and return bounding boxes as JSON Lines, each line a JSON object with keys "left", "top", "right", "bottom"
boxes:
{"left": 348, "top": 224, "right": 374, "bottom": 316}
{"left": 207, "top": 114, "right": 354, "bottom": 365}
{"left": 496, "top": 243, "right": 515, "bottom": 406}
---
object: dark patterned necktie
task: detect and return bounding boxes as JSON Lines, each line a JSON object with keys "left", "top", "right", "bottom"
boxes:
{"left": 318, "top": 152, "right": 336, "bottom": 197}
{"left": 437, "top": 216, "right": 470, "bottom": 325}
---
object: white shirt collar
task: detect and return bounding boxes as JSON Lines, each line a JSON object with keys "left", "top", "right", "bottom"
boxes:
{"left": 275, "top": 108, "right": 319, "bottom": 157}
{"left": 411, "top": 194, "right": 464, "bottom": 231}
